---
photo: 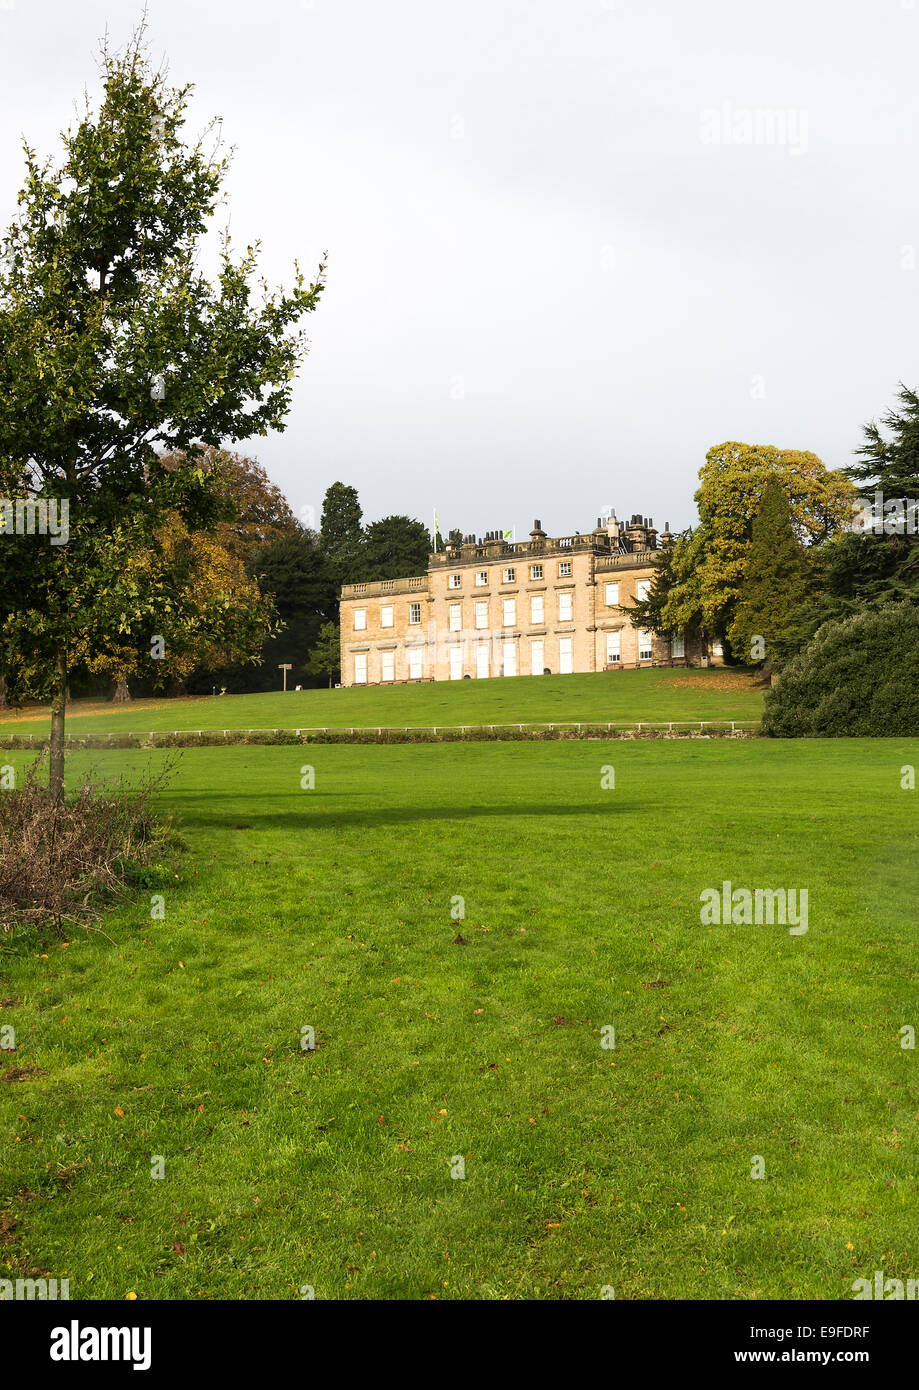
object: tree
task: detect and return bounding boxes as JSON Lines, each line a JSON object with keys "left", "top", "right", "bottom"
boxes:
{"left": 0, "top": 30, "right": 323, "bottom": 794}
{"left": 361, "top": 515, "right": 432, "bottom": 580}
{"left": 639, "top": 442, "right": 854, "bottom": 648}
{"left": 623, "top": 526, "right": 708, "bottom": 646}
{"left": 80, "top": 509, "right": 275, "bottom": 700}
{"left": 320, "top": 482, "right": 364, "bottom": 583}
{"left": 728, "top": 482, "right": 809, "bottom": 668}
{"left": 162, "top": 446, "right": 301, "bottom": 563}
{"left": 851, "top": 382, "right": 919, "bottom": 498}
{"left": 306, "top": 621, "right": 341, "bottom": 688}
{"left": 242, "top": 529, "right": 337, "bottom": 691}
{"left": 762, "top": 605, "right": 919, "bottom": 737}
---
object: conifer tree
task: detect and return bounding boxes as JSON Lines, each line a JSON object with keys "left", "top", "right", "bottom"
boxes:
{"left": 730, "top": 482, "right": 809, "bottom": 667}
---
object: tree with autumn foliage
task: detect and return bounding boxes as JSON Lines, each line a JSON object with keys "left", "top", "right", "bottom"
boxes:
{"left": 81, "top": 508, "right": 277, "bottom": 700}
{"left": 627, "top": 442, "right": 855, "bottom": 655}
{"left": 0, "top": 30, "right": 323, "bottom": 793}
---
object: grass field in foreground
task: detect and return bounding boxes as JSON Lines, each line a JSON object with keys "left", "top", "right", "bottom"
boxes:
{"left": 0, "top": 667, "right": 764, "bottom": 737}
{"left": 1, "top": 738, "right": 917, "bottom": 1300}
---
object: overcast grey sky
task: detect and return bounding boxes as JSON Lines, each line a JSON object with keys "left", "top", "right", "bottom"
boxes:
{"left": 1, "top": 0, "right": 916, "bottom": 537}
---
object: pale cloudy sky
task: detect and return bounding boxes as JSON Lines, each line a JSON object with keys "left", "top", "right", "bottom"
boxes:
{"left": 1, "top": 0, "right": 917, "bottom": 537}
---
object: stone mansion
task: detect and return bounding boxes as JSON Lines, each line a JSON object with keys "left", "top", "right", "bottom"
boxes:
{"left": 338, "top": 514, "right": 722, "bottom": 686}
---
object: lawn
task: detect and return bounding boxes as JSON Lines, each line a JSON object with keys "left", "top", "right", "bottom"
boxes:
{"left": 0, "top": 667, "right": 764, "bottom": 738}
{"left": 1, "top": 737, "right": 916, "bottom": 1300}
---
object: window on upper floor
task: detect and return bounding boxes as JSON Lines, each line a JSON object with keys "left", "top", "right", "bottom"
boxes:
{"left": 380, "top": 605, "right": 393, "bottom": 628}
{"left": 529, "top": 564, "right": 543, "bottom": 580}
{"left": 409, "top": 603, "right": 422, "bottom": 624}
{"left": 353, "top": 608, "right": 366, "bottom": 631}
{"left": 475, "top": 570, "right": 488, "bottom": 586}
{"left": 502, "top": 567, "right": 515, "bottom": 583}
{"left": 558, "top": 560, "right": 571, "bottom": 577}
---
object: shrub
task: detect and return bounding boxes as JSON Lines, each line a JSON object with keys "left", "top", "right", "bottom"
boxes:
{"left": 762, "top": 604, "right": 919, "bottom": 736}
{"left": 0, "top": 754, "right": 184, "bottom": 937}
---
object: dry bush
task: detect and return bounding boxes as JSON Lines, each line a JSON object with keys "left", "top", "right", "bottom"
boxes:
{"left": 0, "top": 754, "right": 184, "bottom": 936}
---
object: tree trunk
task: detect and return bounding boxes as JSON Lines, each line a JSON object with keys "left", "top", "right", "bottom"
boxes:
{"left": 0, "top": 675, "right": 7, "bottom": 709}
{"left": 49, "top": 648, "right": 67, "bottom": 800}
{"left": 112, "top": 679, "right": 131, "bottom": 703}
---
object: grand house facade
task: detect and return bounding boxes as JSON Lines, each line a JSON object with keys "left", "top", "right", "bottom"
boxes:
{"left": 339, "top": 514, "right": 722, "bottom": 686}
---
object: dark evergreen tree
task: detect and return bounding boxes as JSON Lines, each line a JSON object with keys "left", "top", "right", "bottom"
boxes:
{"left": 320, "top": 482, "right": 364, "bottom": 583}
{"left": 729, "top": 482, "right": 809, "bottom": 667}
{"left": 763, "top": 605, "right": 919, "bottom": 737}
{"left": 851, "top": 382, "right": 919, "bottom": 497}
{"left": 190, "top": 527, "right": 336, "bottom": 692}
{"left": 361, "top": 515, "right": 432, "bottom": 580}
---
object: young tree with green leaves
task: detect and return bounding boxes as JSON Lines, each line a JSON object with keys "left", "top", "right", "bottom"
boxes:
{"left": 0, "top": 30, "right": 323, "bottom": 795}
{"left": 306, "top": 620, "right": 341, "bottom": 688}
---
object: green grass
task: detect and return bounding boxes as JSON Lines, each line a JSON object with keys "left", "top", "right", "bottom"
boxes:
{"left": 0, "top": 667, "right": 764, "bottom": 738}
{"left": 1, "top": 737, "right": 917, "bottom": 1300}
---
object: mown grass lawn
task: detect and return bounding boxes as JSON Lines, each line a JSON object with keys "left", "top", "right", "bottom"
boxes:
{"left": 1, "top": 738, "right": 917, "bottom": 1300}
{"left": 0, "top": 667, "right": 764, "bottom": 737}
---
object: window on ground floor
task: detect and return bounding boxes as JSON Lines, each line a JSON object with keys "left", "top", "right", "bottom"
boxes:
{"left": 530, "top": 638, "right": 544, "bottom": 674}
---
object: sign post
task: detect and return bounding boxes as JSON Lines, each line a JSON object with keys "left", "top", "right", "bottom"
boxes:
{"left": 279, "top": 663, "right": 292, "bottom": 692}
